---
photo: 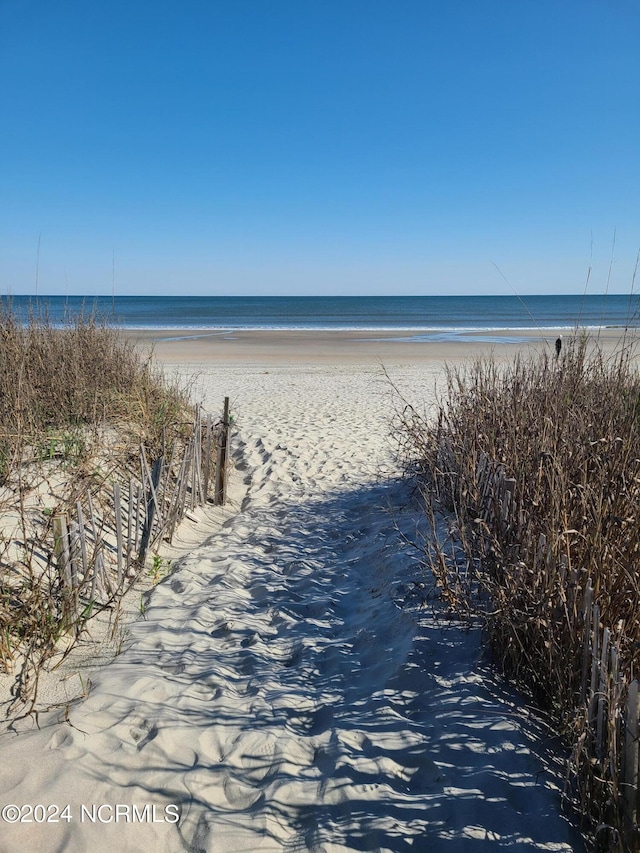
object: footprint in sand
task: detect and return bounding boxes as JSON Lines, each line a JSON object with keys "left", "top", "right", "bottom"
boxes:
{"left": 313, "top": 740, "right": 338, "bottom": 777}
{"left": 185, "top": 681, "right": 222, "bottom": 703}
{"left": 283, "top": 642, "right": 304, "bottom": 668}
{"left": 210, "top": 620, "right": 234, "bottom": 638}
{"left": 222, "top": 774, "right": 266, "bottom": 810}
{"left": 307, "top": 704, "right": 334, "bottom": 736}
{"left": 128, "top": 718, "right": 158, "bottom": 750}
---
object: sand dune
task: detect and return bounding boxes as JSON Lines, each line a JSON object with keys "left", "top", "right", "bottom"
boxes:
{"left": 0, "top": 362, "right": 583, "bottom": 851}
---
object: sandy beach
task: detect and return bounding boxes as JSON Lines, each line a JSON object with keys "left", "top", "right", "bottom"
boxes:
{"left": 129, "top": 325, "right": 633, "bottom": 366}
{"left": 0, "top": 330, "right": 596, "bottom": 851}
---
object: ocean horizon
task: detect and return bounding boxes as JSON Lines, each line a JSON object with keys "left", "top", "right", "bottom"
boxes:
{"left": 2, "top": 293, "right": 638, "bottom": 331}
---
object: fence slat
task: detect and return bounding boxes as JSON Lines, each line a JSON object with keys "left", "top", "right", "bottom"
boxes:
{"left": 596, "top": 627, "right": 610, "bottom": 759}
{"left": 134, "top": 483, "right": 143, "bottom": 557}
{"left": 624, "top": 680, "right": 640, "bottom": 850}
{"left": 203, "top": 412, "right": 213, "bottom": 502}
{"left": 75, "top": 501, "right": 89, "bottom": 584}
{"left": 113, "top": 482, "right": 123, "bottom": 587}
{"left": 126, "top": 479, "right": 134, "bottom": 574}
{"left": 52, "top": 513, "right": 71, "bottom": 595}
{"left": 590, "top": 603, "right": 601, "bottom": 703}
{"left": 68, "top": 521, "right": 80, "bottom": 591}
{"left": 581, "top": 580, "right": 594, "bottom": 704}
{"left": 140, "top": 445, "right": 163, "bottom": 527}
{"left": 138, "top": 456, "right": 164, "bottom": 565}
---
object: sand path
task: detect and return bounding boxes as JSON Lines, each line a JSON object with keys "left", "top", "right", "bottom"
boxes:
{"left": 0, "top": 365, "right": 583, "bottom": 852}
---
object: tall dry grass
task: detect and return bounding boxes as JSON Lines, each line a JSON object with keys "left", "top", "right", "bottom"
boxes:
{"left": 397, "top": 332, "right": 640, "bottom": 847}
{"left": 0, "top": 299, "right": 187, "bottom": 473}
{"left": 0, "top": 299, "right": 191, "bottom": 704}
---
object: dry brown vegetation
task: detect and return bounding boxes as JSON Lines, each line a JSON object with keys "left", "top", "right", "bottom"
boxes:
{"left": 398, "top": 332, "right": 640, "bottom": 850}
{"left": 0, "top": 299, "right": 192, "bottom": 705}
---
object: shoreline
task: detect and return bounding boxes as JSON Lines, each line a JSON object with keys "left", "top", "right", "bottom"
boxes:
{"left": 125, "top": 326, "right": 638, "bottom": 366}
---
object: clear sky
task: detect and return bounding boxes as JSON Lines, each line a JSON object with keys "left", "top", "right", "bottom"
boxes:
{"left": 1, "top": 0, "right": 639, "bottom": 296}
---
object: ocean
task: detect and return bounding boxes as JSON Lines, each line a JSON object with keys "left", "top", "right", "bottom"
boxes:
{"left": 2, "top": 294, "right": 638, "bottom": 331}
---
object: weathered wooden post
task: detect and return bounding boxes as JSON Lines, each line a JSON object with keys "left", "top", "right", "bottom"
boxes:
{"left": 214, "top": 397, "right": 230, "bottom": 506}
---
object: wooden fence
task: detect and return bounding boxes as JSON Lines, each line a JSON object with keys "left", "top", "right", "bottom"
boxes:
{"left": 470, "top": 451, "right": 639, "bottom": 851}
{"left": 51, "top": 397, "right": 231, "bottom": 622}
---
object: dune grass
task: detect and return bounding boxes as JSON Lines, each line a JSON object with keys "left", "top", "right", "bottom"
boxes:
{"left": 0, "top": 300, "right": 188, "bottom": 472}
{"left": 0, "top": 299, "right": 191, "bottom": 703}
{"left": 398, "top": 332, "right": 640, "bottom": 848}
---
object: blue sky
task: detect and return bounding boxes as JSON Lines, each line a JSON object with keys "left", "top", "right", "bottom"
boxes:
{"left": 1, "top": 0, "right": 639, "bottom": 296}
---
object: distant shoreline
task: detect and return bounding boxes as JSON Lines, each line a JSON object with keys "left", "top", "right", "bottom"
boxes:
{"left": 126, "top": 326, "right": 639, "bottom": 366}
